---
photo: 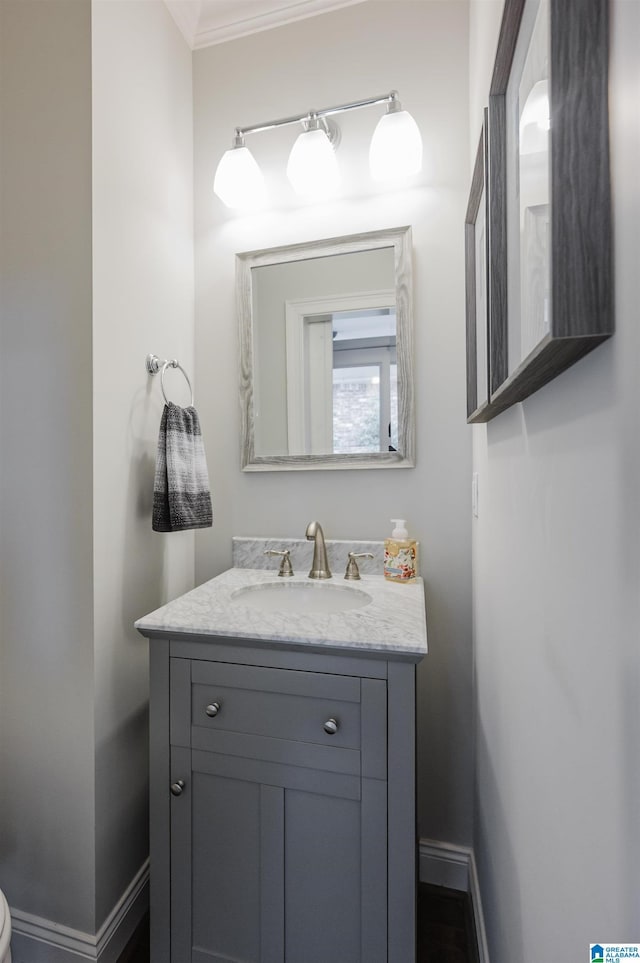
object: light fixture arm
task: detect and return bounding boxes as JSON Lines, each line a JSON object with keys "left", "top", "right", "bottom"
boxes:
{"left": 232, "top": 90, "right": 401, "bottom": 142}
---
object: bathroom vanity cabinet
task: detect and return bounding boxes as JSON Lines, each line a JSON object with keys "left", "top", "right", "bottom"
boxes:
{"left": 137, "top": 567, "right": 427, "bottom": 963}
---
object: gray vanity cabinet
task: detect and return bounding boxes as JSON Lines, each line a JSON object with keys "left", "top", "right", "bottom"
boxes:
{"left": 149, "top": 637, "right": 418, "bottom": 963}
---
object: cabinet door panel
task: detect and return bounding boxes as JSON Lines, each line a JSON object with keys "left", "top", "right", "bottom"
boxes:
{"left": 191, "top": 771, "right": 261, "bottom": 962}
{"left": 193, "top": 748, "right": 361, "bottom": 800}
{"left": 172, "top": 751, "right": 286, "bottom": 963}
{"left": 192, "top": 725, "right": 360, "bottom": 776}
{"left": 284, "top": 790, "right": 362, "bottom": 963}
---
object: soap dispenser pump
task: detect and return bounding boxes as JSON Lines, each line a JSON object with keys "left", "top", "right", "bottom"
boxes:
{"left": 384, "top": 519, "right": 418, "bottom": 582}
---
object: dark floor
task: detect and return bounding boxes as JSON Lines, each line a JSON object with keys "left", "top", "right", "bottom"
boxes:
{"left": 118, "top": 884, "right": 479, "bottom": 962}
{"left": 417, "top": 883, "right": 480, "bottom": 963}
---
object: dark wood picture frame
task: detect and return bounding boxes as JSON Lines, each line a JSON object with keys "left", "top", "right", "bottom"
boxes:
{"left": 484, "top": 0, "right": 612, "bottom": 420}
{"left": 465, "top": 110, "right": 493, "bottom": 423}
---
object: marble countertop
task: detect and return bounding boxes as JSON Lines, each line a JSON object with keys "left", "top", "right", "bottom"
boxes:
{"left": 135, "top": 567, "right": 427, "bottom": 659}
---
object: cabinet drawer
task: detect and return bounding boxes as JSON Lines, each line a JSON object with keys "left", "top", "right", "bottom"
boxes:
{"left": 190, "top": 660, "right": 361, "bottom": 750}
{"left": 170, "top": 658, "right": 387, "bottom": 780}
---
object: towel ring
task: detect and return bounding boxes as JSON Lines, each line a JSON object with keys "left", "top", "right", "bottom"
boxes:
{"left": 146, "top": 353, "right": 194, "bottom": 407}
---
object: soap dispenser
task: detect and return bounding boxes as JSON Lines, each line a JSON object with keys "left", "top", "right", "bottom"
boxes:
{"left": 384, "top": 519, "right": 418, "bottom": 582}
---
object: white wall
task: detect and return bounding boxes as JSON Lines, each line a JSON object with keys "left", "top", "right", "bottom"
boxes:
{"left": 0, "top": 0, "right": 194, "bottom": 945}
{"left": 470, "top": 1, "right": 640, "bottom": 958}
{"left": 92, "top": 0, "right": 194, "bottom": 926}
{"left": 468, "top": 0, "right": 504, "bottom": 164}
{"left": 193, "top": 0, "right": 473, "bottom": 847}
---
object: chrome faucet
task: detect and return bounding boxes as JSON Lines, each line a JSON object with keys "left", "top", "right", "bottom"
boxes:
{"left": 305, "top": 521, "right": 332, "bottom": 579}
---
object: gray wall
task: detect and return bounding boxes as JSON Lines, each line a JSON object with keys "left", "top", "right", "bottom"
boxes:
{"left": 91, "top": 0, "right": 195, "bottom": 927}
{"left": 0, "top": 0, "right": 194, "bottom": 942}
{"left": 0, "top": 0, "right": 96, "bottom": 930}
{"left": 470, "top": 0, "right": 640, "bottom": 958}
{"left": 194, "top": 1, "right": 474, "bottom": 848}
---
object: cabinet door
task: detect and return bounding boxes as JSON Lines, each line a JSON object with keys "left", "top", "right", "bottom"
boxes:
{"left": 170, "top": 746, "right": 387, "bottom": 963}
{"left": 171, "top": 745, "right": 284, "bottom": 963}
{"left": 284, "top": 779, "right": 387, "bottom": 963}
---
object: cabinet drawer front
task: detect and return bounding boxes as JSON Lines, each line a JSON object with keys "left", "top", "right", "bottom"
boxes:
{"left": 190, "top": 661, "right": 362, "bottom": 750}
{"left": 192, "top": 682, "right": 361, "bottom": 749}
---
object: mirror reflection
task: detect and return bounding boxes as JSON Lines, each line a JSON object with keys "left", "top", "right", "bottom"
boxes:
{"left": 237, "top": 227, "right": 414, "bottom": 471}
{"left": 332, "top": 304, "right": 397, "bottom": 455}
{"left": 252, "top": 249, "right": 397, "bottom": 457}
{"left": 506, "top": 0, "right": 550, "bottom": 374}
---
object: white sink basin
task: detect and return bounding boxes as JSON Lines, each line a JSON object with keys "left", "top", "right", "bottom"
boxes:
{"left": 230, "top": 580, "right": 372, "bottom": 614}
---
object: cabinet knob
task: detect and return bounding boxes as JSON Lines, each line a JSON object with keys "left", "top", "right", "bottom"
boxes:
{"left": 323, "top": 718, "right": 339, "bottom": 735}
{"left": 170, "top": 779, "right": 185, "bottom": 797}
{"left": 205, "top": 702, "right": 221, "bottom": 717}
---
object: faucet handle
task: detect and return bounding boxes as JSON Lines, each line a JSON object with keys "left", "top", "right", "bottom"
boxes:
{"left": 344, "top": 552, "right": 374, "bottom": 581}
{"left": 263, "top": 549, "right": 294, "bottom": 577}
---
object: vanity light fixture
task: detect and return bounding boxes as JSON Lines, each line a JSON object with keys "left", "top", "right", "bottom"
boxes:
{"left": 369, "top": 99, "right": 423, "bottom": 181}
{"left": 213, "top": 90, "right": 422, "bottom": 209}
{"left": 213, "top": 131, "right": 267, "bottom": 210}
{"left": 286, "top": 112, "right": 341, "bottom": 198}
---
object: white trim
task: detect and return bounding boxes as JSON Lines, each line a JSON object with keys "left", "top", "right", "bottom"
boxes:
{"left": 192, "top": 0, "right": 368, "bottom": 50}
{"left": 163, "top": 0, "right": 201, "bottom": 48}
{"left": 419, "top": 839, "right": 489, "bottom": 963}
{"left": 419, "top": 838, "right": 470, "bottom": 891}
{"left": 9, "top": 860, "right": 149, "bottom": 963}
{"left": 469, "top": 849, "right": 491, "bottom": 963}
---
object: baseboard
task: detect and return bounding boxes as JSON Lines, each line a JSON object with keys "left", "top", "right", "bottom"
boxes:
{"left": 419, "top": 837, "right": 470, "bottom": 891}
{"left": 10, "top": 859, "right": 149, "bottom": 963}
{"left": 419, "top": 839, "right": 489, "bottom": 963}
{"left": 468, "top": 849, "right": 490, "bottom": 963}
{"left": 9, "top": 846, "right": 483, "bottom": 961}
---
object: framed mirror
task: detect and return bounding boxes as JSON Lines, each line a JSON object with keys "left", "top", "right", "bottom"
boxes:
{"left": 237, "top": 226, "right": 414, "bottom": 471}
{"left": 484, "top": 0, "right": 612, "bottom": 419}
{"left": 465, "top": 110, "right": 492, "bottom": 423}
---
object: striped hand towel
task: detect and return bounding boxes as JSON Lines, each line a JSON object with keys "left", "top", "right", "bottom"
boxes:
{"left": 152, "top": 403, "right": 213, "bottom": 533}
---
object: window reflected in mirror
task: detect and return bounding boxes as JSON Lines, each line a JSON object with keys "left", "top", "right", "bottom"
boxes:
{"left": 332, "top": 307, "right": 397, "bottom": 455}
{"left": 284, "top": 299, "right": 397, "bottom": 457}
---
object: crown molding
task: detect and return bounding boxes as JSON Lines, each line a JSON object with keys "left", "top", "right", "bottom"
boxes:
{"left": 164, "top": 0, "right": 367, "bottom": 50}
{"left": 164, "top": 0, "right": 202, "bottom": 48}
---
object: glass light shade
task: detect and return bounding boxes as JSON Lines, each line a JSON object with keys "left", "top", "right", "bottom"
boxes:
{"left": 213, "top": 145, "right": 266, "bottom": 209}
{"left": 286, "top": 128, "right": 340, "bottom": 198}
{"left": 369, "top": 109, "right": 423, "bottom": 181}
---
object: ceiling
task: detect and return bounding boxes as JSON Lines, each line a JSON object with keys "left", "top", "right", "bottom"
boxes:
{"left": 163, "top": 0, "right": 368, "bottom": 49}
